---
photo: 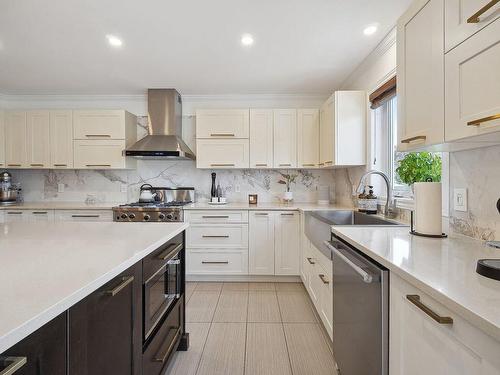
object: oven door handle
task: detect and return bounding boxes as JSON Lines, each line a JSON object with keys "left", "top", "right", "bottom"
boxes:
{"left": 324, "top": 241, "right": 373, "bottom": 283}
{"left": 158, "top": 243, "right": 183, "bottom": 262}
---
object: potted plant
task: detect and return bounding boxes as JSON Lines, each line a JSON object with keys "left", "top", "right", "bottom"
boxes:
{"left": 278, "top": 172, "right": 298, "bottom": 202}
{"left": 396, "top": 152, "right": 442, "bottom": 189}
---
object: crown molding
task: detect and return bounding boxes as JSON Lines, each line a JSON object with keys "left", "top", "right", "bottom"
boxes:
{"left": 182, "top": 93, "right": 328, "bottom": 102}
{"left": 0, "top": 93, "right": 147, "bottom": 103}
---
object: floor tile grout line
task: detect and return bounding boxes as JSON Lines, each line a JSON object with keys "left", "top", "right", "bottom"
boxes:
{"left": 243, "top": 287, "right": 250, "bottom": 375}
{"left": 193, "top": 321, "right": 214, "bottom": 375}
{"left": 275, "top": 284, "right": 295, "bottom": 375}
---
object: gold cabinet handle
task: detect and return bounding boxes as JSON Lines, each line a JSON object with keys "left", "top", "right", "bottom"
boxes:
{"left": 30, "top": 163, "right": 44, "bottom": 167}
{"left": 406, "top": 295, "right": 453, "bottom": 324}
{"left": 7, "top": 212, "right": 22, "bottom": 215}
{"left": 85, "top": 164, "right": 111, "bottom": 167}
{"left": 104, "top": 276, "right": 134, "bottom": 297}
{"left": 85, "top": 134, "right": 111, "bottom": 137}
{"left": 467, "top": 0, "right": 499, "bottom": 23}
{"left": 202, "top": 235, "right": 230, "bottom": 238}
{"left": 32, "top": 211, "right": 48, "bottom": 215}
{"left": 157, "top": 243, "right": 183, "bottom": 261}
{"left": 7, "top": 164, "right": 21, "bottom": 167}
{"left": 255, "top": 163, "right": 268, "bottom": 167}
{"left": 280, "top": 213, "right": 294, "bottom": 216}
{"left": 302, "top": 163, "right": 315, "bottom": 167}
{"left": 306, "top": 257, "right": 315, "bottom": 265}
{"left": 153, "top": 327, "right": 181, "bottom": 363}
{"left": 210, "top": 163, "right": 235, "bottom": 167}
{"left": 279, "top": 163, "right": 292, "bottom": 167}
{"left": 53, "top": 164, "right": 67, "bottom": 167}
{"left": 401, "top": 135, "right": 426, "bottom": 144}
{"left": 318, "top": 163, "right": 325, "bottom": 166}
{"left": 210, "top": 133, "right": 235, "bottom": 137}
{"left": 324, "top": 160, "right": 333, "bottom": 164}
{"left": 254, "top": 212, "right": 268, "bottom": 216}
{"left": 0, "top": 356, "right": 27, "bottom": 375}
{"left": 202, "top": 261, "right": 229, "bottom": 264}
{"left": 319, "top": 274, "right": 330, "bottom": 284}
{"left": 467, "top": 114, "right": 500, "bottom": 126}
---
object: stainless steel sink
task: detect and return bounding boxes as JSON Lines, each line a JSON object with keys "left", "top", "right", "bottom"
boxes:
{"left": 308, "top": 210, "right": 406, "bottom": 226}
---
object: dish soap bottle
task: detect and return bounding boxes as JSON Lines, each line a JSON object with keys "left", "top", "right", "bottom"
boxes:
{"left": 357, "top": 186, "right": 367, "bottom": 213}
{"left": 365, "top": 186, "right": 378, "bottom": 215}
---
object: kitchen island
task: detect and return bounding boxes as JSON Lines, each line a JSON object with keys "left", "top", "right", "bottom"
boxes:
{"left": 0, "top": 221, "right": 188, "bottom": 371}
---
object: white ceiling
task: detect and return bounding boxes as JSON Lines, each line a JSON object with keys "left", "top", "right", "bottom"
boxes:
{"left": 0, "top": 0, "right": 411, "bottom": 95}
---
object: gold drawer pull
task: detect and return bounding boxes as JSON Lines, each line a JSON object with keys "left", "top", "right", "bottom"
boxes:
{"left": 254, "top": 212, "right": 268, "bottom": 216}
{"left": 279, "top": 163, "right": 292, "bottom": 167}
{"left": 0, "top": 356, "right": 27, "bottom": 375}
{"left": 467, "top": 114, "right": 500, "bottom": 126}
{"left": 319, "top": 274, "right": 330, "bottom": 284}
{"left": 86, "top": 164, "right": 111, "bottom": 167}
{"left": 30, "top": 163, "right": 44, "bottom": 167}
{"left": 255, "top": 163, "right": 268, "bottom": 167}
{"left": 467, "top": 0, "right": 499, "bottom": 23}
{"left": 202, "top": 261, "right": 229, "bottom": 264}
{"left": 202, "top": 235, "right": 230, "bottom": 238}
{"left": 318, "top": 163, "right": 325, "bottom": 166}
{"left": 324, "top": 160, "right": 333, "bottom": 164}
{"left": 7, "top": 212, "right": 22, "bottom": 215}
{"left": 104, "top": 276, "right": 134, "bottom": 297}
{"left": 401, "top": 135, "right": 426, "bottom": 144}
{"left": 7, "top": 164, "right": 21, "bottom": 167}
{"left": 71, "top": 214, "right": 100, "bottom": 218}
{"left": 280, "top": 213, "right": 294, "bottom": 216}
{"left": 306, "top": 257, "right": 315, "bottom": 265}
{"left": 210, "top": 133, "right": 235, "bottom": 137}
{"left": 302, "top": 163, "right": 315, "bottom": 167}
{"left": 406, "top": 295, "right": 453, "bottom": 324}
{"left": 85, "top": 134, "right": 111, "bottom": 137}
{"left": 210, "top": 163, "right": 235, "bottom": 167}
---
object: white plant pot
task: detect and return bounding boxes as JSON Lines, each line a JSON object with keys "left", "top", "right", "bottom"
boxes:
{"left": 283, "top": 191, "right": 293, "bottom": 202}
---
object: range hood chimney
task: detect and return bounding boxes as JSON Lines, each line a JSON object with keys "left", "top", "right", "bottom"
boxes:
{"left": 125, "top": 89, "right": 195, "bottom": 160}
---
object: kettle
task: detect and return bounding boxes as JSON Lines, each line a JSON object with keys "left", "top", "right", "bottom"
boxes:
{"left": 139, "top": 184, "right": 158, "bottom": 203}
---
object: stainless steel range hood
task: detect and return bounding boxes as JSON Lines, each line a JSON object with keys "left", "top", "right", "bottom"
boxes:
{"left": 125, "top": 89, "right": 195, "bottom": 160}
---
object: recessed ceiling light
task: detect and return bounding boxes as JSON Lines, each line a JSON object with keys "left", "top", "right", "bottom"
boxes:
{"left": 363, "top": 24, "right": 378, "bottom": 36}
{"left": 241, "top": 33, "right": 254, "bottom": 46}
{"left": 106, "top": 34, "right": 123, "bottom": 47}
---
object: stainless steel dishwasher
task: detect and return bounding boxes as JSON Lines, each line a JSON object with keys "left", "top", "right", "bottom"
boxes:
{"left": 325, "top": 235, "right": 389, "bottom": 375}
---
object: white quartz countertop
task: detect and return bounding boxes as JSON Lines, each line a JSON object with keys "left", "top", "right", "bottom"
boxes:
{"left": 184, "top": 202, "right": 348, "bottom": 211}
{"left": 332, "top": 226, "right": 500, "bottom": 341}
{"left": 0, "top": 201, "right": 123, "bottom": 210}
{"left": 0, "top": 221, "right": 188, "bottom": 353}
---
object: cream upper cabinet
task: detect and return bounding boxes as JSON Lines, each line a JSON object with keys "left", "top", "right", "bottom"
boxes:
{"left": 5, "top": 111, "right": 28, "bottom": 168}
{"left": 445, "top": 18, "right": 500, "bottom": 142}
{"left": 196, "top": 139, "right": 249, "bottom": 169}
{"left": 196, "top": 109, "right": 249, "bottom": 138}
{"left": 274, "top": 211, "right": 300, "bottom": 275}
{"left": 397, "top": 0, "right": 445, "bottom": 151}
{"left": 248, "top": 211, "right": 275, "bottom": 275}
{"left": 26, "top": 111, "right": 51, "bottom": 168}
{"left": 319, "top": 91, "right": 366, "bottom": 166}
{"left": 50, "top": 110, "right": 74, "bottom": 168}
{"left": 73, "top": 140, "right": 129, "bottom": 169}
{"left": 0, "top": 111, "right": 5, "bottom": 168}
{"left": 390, "top": 273, "right": 500, "bottom": 374}
{"left": 297, "top": 109, "right": 319, "bottom": 168}
{"left": 273, "top": 109, "right": 297, "bottom": 168}
{"left": 249, "top": 109, "right": 273, "bottom": 168}
{"left": 445, "top": 0, "right": 500, "bottom": 52}
{"left": 73, "top": 110, "right": 135, "bottom": 140}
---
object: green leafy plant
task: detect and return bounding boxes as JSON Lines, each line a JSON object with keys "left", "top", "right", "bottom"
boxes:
{"left": 396, "top": 152, "right": 442, "bottom": 185}
{"left": 278, "top": 172, "right": 298, "bottom": 192}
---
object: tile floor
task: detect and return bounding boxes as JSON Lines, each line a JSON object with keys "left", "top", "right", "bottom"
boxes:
{"left": 165, "top": 282, "right": 335, "bottom": 375}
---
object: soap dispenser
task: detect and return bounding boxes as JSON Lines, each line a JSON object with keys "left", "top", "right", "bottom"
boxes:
{"left": 365, "top": 186, "right": 378, "bottom": 214}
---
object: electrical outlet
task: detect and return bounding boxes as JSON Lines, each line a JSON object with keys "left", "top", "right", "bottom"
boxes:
{"left": 454, "top": 188, "right": 467, "bottom": 212}
{"left": 235, "top": 184, "right": 241, "bottom": 193}
{"left": 57, "top": 183, "right": 65, "bottom": 193}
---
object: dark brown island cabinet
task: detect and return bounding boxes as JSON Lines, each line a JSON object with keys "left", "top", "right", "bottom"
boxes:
{"left": 0, "top": 231, "right": 188, "bottom": 375}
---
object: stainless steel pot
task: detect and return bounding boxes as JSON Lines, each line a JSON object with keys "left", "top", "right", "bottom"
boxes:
{"left": 0, "top": 189, "right": 19, "bottom": 204}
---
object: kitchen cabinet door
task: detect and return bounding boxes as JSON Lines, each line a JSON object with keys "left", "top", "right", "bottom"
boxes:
{"left": 445, "top": 19, "right": 500, "bottom": 142}
{"left": 273, "top": 109, "right": 297, "bottom": 168}
{"left": 73, "top": 139, "right": 128, "bottom": 169}
{"left": 50, "top": 110, "right": 74, "bottom": 168}
{"left": 4, "top": 210, "right": 27, "bottom": 222}
{"left": 249, "top": 109, "right": 273, "bottom": 168}
{"left": 196, "top": 138, "right": 249, "bottom": 168}
{"left": 249, "top": 211, "right": 275, "bottom": 275}
{"left": 274, "top": 211, "right": 300, "bottom": 275}
{"left": 445, "top": 0, "right": 500, "bottom": 52}
{"left": 196, "top": 109, "right": 249, "bottom": 139}
{"left": 26, "top": 111, "right": 51, "bottom": 168}
{"left": 297, "top": 109, "right": 319, "bottom": 168}
{"left": 0, "top": 313, "right": 66, "bottom": 375}
{"left": 5, "top": 111, "right": 27, "bottom": 168}
{"left": 73, "top": 110, "right": 128, "bottom": 139}
{"left": 397, "top": 0, "right": 445, "bottom": 151}
{"left": 0, "top": 111, "right": 5, "bottom": 168}
{"left": 69, "top": 262, "right": 142, "bottom": 375}
{"left": 319, "top": 100, "right": 333, "bottom": 167}
{"left": 319, "top": 266, "right": 333, "bottom": 340}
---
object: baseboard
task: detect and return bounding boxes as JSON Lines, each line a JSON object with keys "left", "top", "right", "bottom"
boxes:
{"left": 186, "top": 274, "right": 301, "bottom": 282}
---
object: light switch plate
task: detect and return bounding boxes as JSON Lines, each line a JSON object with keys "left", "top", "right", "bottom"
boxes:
{"left": 57, "top": 183, "right": 65, "bottom": 193}
{"left": 454, "top": 188, "right": 467, "bottom": 212}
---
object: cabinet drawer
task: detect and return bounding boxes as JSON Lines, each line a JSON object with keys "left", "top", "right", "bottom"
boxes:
{"left": 187, "top": 224, "right": 248, "bottom": 248}
{"left": 310, "top": 243, "right": 332, "bottom": 279}
{"left": 55, "top": 210, "right": 113, "bottom": 222}
{"left": 196, "top": 139, "right": 249, "bottom": 169}
{"left": 187, "top": 249, "right": 248, "bottom": 274}
{"left": 185, "top": 210, "right": 248, "bottom": 224}
{"left": 73, "top": 110, "right": 126, "bottom": 139}
{"left": 74, "top": 140, "right": 126, "bottom": 169}
{"left": 196, "top": 109, "right": 249, "bottom": 138}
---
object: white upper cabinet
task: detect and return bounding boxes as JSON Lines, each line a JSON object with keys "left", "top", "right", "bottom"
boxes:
{"left": 196, "top": 138, "right": 249, "bottom": 169}
{"left": 196, "top": 109, "right": 249, "bottom": 138}
{"left": 74, "top": 139, "right": 130, "bottom": 169}
{"left": 274, "top": 211, "right": 300, "bottom": 275}
{"left": 26, "top": 111, "right": 51, "bottom": 168}
{"left": 445, "top": 0, "right": 500, "bottom": 52}
{"left": 0, "top": 111, "right": 5, "bottom": 168}
{"left": 397, "top": 0, "right": 445, "bottom": 151}
{"left": 50, "top": 110, "right": 74, "bottom": 168}
{"left": 297, "top": 109, "right": 319, "bottom": 168}
{"left": 319, "top": 91, "right": 366, "bottom": 166}
{"left": 445, "top": 18, "right": 500, "bottom": 142}
{"left": 273, "top": 109, "right": 297, "bottom": 168}
{"left": 73, "top": 110, "right": 135, "bottom": 140}
{"left": 5, "top": 111, "right": 28, "bottom": 168}
{"left": 249, "top": 211, "right": 275, "bottom": 275}
{"left": 249, "top": 109, "right": 273, "bottom": 168}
